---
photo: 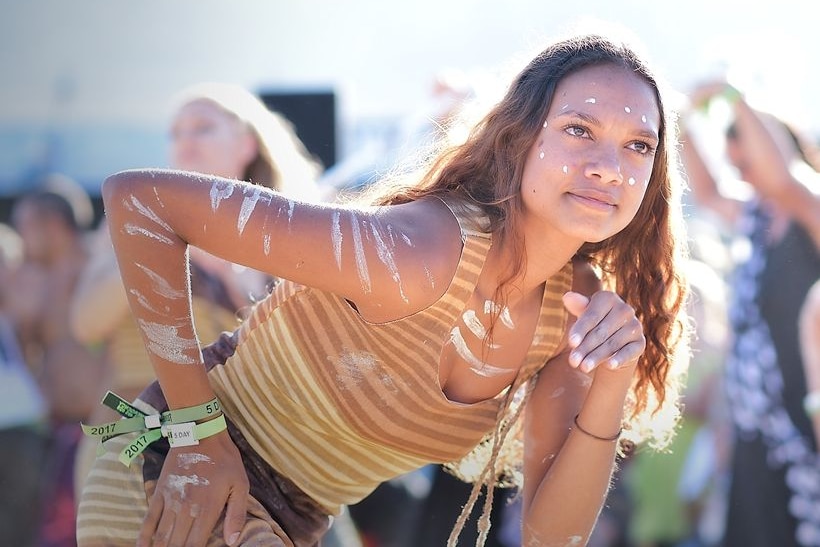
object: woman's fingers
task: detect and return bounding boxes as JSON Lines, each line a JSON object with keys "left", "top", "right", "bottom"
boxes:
{"left": 185, "top": 501, "right": 224, "bottom": 547}
{"left": 223, "top": 487, "right": 250, "bottom": 546}
{"left": 137, "top": 493, "right": 164, "bottom": 547}
{"left": 564, "top": 291, "right": 645, "bottom": 372}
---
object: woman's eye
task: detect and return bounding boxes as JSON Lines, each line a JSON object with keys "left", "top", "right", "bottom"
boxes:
{"left": 629, "top": 141, "right": 656, "bottom": 155}
{"left": 564, "top": 125, "right": 588, "bottom": 138}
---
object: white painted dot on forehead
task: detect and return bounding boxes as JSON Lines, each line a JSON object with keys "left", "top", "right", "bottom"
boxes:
{"left": 585, "top": 98, "right": 596, "bottom": 104}
{"left": 641, "top": 114, "right": 647, "bottom": 123}
{"left": 542, "top": 120, "right": 548, "bottom": 129}
{"left": 624, "top": 106, "right": 632, "bottom": 113}
{"left": 562, "top": 165, "right": 568, "bottom": 174}
{"left": 539, "top": 151, "right": 545, "bottom": 159}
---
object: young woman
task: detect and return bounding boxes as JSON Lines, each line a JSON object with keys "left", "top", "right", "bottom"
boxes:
{"left": 77, "top": 32, "right": 690, "bottom": 547}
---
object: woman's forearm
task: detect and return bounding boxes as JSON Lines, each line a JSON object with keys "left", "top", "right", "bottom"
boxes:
{"left": 101, "top": 171, "right": 216, "bottom": 409}
{"left": 523, "top": 368, "right": 631, "bottom": 544}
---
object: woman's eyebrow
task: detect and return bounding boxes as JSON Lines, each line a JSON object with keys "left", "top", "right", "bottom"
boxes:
{"left": 556, "top": 110, "right": 601, "bottom": 127}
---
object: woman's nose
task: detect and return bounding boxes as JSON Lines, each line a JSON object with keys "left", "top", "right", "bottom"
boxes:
{"left": 583, "top": 147, "right": 624, "bottom": 185}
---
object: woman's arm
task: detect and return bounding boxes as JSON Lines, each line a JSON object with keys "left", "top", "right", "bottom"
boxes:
{"left": 100, "top": 168, "right": 461, "bottom": 545}
{"left": 522, "top": 263, "right": 642, "bottom": 544}
{"left": 678, "top": 83, "right": 745, "bottom": 226}
{"left": 729, "top": 95, "right": 820, "bottom": 249}
{"left": 679, "top": 127, "right": 742, "bottom": 226}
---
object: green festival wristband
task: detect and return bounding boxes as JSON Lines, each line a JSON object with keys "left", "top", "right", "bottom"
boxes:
{"left": 81, "top": 391, "right": 222, "bottom": 441}
{"left": 117, "top": 414, "right": 229, "bottom": 466}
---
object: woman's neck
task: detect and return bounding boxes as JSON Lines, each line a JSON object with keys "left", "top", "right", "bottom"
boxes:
{"left": 482, "top": 233, "right": 578, "bottom": 308}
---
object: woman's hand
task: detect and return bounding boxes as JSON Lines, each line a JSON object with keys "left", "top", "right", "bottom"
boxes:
{"left": 562, "top": 290, "right": 645, "bottom": 374}
{"left": 138, "top": 429, "right": 249, "bottom": 547}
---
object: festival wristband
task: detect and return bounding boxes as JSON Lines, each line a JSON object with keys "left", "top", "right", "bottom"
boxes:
{"left": 81, "top": 391, "right": 222, "bottom": 440}
{"left": 117, "top": 414, "right": 228, "bottom": 466}
{"left": 803, "top": 391, "right": 820, "bottom": 417}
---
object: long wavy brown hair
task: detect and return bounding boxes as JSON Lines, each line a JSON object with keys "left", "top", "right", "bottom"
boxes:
{"left": 363, "top": 33, "right": 691, "bottom": 449}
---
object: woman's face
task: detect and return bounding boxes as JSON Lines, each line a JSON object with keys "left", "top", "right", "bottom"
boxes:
{"left": 520, "top": 63, "right": 660, "bottom": 246}
{"left": 169, "top": 99, "right": 257, "bottom": 180}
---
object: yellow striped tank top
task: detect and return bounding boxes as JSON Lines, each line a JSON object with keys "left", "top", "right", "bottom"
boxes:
{"left": 207, "top": 197, "right": 572, "bottom": 514}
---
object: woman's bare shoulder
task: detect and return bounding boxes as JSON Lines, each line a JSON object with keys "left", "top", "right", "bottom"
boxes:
{"left": 350, "top": 196, "right": 465, "bottom": 321}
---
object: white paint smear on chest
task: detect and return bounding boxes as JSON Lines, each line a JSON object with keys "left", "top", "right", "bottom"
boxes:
{"left": 462, "top": 310, "right": 500, "bottom": 348}
{"left": 483, "top": 300, "right": 515, "bottom": 329}
{"left": 331, "top": 350, "right": 397, "bottom": 392}
{"left": 449, "top": 327, "right": 513, "bottom": 378}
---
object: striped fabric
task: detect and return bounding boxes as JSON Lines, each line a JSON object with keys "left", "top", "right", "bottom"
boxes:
{"left": 208, "top": 198, "right": 572, "bottom": 514}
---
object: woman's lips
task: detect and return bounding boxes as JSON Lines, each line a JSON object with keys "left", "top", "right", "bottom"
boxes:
{"left": 566, "top": 189, "right": 617, "bottom": 211}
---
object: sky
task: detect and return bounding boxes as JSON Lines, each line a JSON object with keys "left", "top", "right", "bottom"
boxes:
{"left": 1, "top": 0, "right": 817, "bottom": 192}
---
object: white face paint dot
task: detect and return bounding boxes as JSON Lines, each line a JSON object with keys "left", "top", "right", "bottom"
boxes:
{"left": 538, "top": 150, "right": 545, "bottom": 159}
{"left": 562, "top": 165, "right": 568, "bottom": 174}
{"left": 585, "top": 97, "right": 596, "bottom": 104}
{"left": 624, "top": 106, "right": 631, "bottom": 113}
{"left": 628, "top": 177, "right": 636, "bottom": 186}
{"left": 641, "top": 114, "right": 647, "bottom": 123}
{"left": 542, "top": 120, "right": 548, "bottom": 129}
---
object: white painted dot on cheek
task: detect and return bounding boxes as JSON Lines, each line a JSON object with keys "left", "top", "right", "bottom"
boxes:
{"left": 628, "top": 177, "right": 636, "bottom": 186}
{"left": 641, "top": 114, "right": 647, "bottom": 123}
{"left": 624, "top": 106, "right": 631, "bottom": 113}
{"left": 539, "top": 150, "right": 545, "bottom": 159}
{"left": 585, "top": 98, "right": 596, "bottom": 104}
{"left": 562, "top": 165, "right": 568, "bottom": 174}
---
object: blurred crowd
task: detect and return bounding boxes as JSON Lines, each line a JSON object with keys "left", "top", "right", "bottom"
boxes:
{"left": 0, "top": 57, "right": 818, "bottom": 547}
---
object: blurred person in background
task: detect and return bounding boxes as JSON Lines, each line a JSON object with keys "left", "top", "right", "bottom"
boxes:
{"left": 4, "top": 173, "right": 107, "bottom": 547}
{"left": 679, "top": 79, "right": 820, "bottom": 546}
{"left": 0, "top": 222, "right": 49, "bottom": 547}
